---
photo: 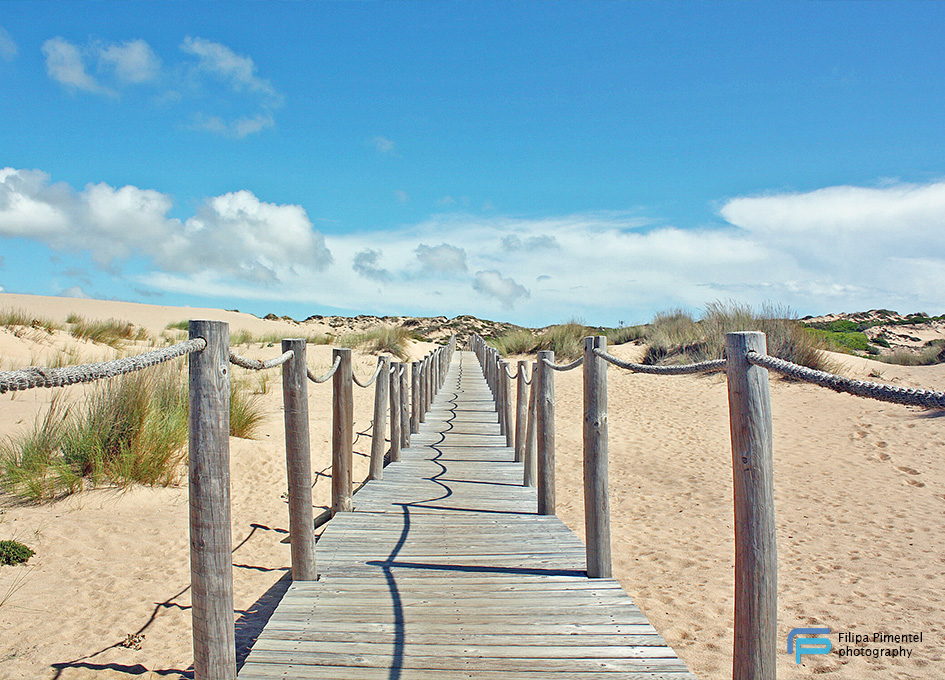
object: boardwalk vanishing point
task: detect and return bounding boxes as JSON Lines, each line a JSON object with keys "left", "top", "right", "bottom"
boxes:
{"left": 238, "top": 350, "right": 697, "bottom": 679}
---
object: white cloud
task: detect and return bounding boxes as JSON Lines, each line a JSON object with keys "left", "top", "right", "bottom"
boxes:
{"left": 0, "top": 24, "right": 17, "bottom": 61}
{"left": 181, "top": 36, "right": 280, "bottom": 101}
{"left": 352, "top": 249, "right": 392, "bottom": 282}
{"left": 61, "top": 285, "right": 91, "bottom": 299}
{"left": 0, "top": 167, "right": 331, "bottom": 285}
{"left": 42, "top": 37, "right": 115, "bottom": 96}
{"left": 373, "top": 136, "right": 395, "bottom": 154}
{"left": 415, "top": 243, "right": 467, "bottom": 273}
{"left": 192, "top": 112, "right": 275, "bottom": 139}
{"left": 98, "top": 39, "right": 161, "bottom": 83}
{"left": 473, "top": 270, "right": 529, "bottom": 308}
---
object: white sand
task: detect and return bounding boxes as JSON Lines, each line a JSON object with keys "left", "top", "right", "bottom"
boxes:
{"left": 1, "top": 294, "right": 943, "bottom": 679}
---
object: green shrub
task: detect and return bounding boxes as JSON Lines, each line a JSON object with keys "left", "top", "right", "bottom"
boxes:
{"left": 0, "top": 540, "right": 34, "bottom": 566}
{"left": 0, "top": 361, "right": 265, "bottom": 502}
{"left": 805, "top": 328, "right": 871, "bottom": 354}
{"left": 492, "top": 328, "right": 538, "bottom": 356}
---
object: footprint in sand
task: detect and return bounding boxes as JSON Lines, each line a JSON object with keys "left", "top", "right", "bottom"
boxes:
{"left": 877, "top": 452, "right": 891, "bottom": 461}
{"left": 897, "top": 466, "right": 920, "bottom": 475}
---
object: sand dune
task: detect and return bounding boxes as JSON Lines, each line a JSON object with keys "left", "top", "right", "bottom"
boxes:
{"left": 1, "top": 294, "right": 943, "bottom": 679}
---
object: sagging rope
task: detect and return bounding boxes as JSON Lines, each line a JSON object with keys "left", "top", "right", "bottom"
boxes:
{"left": 308, "top": 356, "right": 342, "bottom": 384}
{"left": 593, "top": 348, "right": 727, "bottom": 375}
{"left": 748, "top": 351, "right": 945, "bottom": 409}
{"left": 229, "top": 350, "right": 294, "bottom": 371}
{"left": 353, "top": 360, "right": 383, "bottom": 388}
{"left": 541, "top": 356, "right": 584, "bottom": 371}
{"left": 503, "top": 364, "right": 519, "bottom": 379}
{"left": 0, "top": 338, "right": 207, "bottom": 394}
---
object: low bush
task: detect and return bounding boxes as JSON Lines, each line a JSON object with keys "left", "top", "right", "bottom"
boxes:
{"left": 877, "top": 342, "right": 945, "bottom": 366}
{"left": 0, "top": 540, "right": 34, "bottom": 566}
{"left": 0, "top": 361, "right": 266, "bottom": 502}
{"left": 338, "top": 325, "right": 411, "bottom": 360}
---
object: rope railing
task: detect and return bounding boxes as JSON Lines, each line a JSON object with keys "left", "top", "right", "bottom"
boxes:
{"left": 540, "top": 356, "right": 584, "bottom": 371}
{"left": 748, "top": 351, "right": 945, "bottom": 409}
{"left": 469, "top": 328, "right": 944, "bottom": 680}
{"left": 229, "top": 349, "right": 294, "bottom": 371}
{"left": 592, "top": 348, "right": 726, "bottom": 375}
{"left": 0, "top": 338, "right": 207, "bottom": 394}
{"left": 307, "top": 356, "right": 342, "bottom": 383}
{"left": 352, "top": 359, "right": 383, "bottom": 388}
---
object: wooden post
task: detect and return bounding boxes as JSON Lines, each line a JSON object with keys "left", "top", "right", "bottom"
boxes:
{"left": 281, "top": 338, "right": 317, "bottom": 581}
{"left": 188, "top": 320, "right": 236, "bottom": 680}
{"left": 726, "top": 332, "right": 777, "bottom": 680}
{"left": 369, "top": 356, "right": 391, "bottom": 481}
{"left": 425, "top": 356, "right": 432, "bottom": 413}
{"left": 501, "top": 361, "right": 514, "bottom": 447}
{"left": 514, "top": 360, "right": 527, "bottom": 463}
{"left": 523, "top": 361, "right": 538, "bottom": 488}
{"left": 419, "top": 358, "right": 427, "bottom": 424}
{"left": 536, "top": 350, "right": 556, "bottom": 515}
{"left": 390, "top": 361, "right": 402, "bottom": 462}
{"left": 411, "top": 361, "right": 421, "bottom": 434}
{"left": 400, "top": 363, "right": 410, "bottom": 448}
{"left": 332, "top": 347, "right": 353, "bottom": 514}
{"left": 583, "top": 336, "right": 611, "bottom": 578}
{"left": 496, "top": 360, "right": 506, "bottom": 438}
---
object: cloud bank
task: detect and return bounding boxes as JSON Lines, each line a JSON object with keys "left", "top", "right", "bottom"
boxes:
{"left": 2, "top": 167, "right": 944, "bottom": 323}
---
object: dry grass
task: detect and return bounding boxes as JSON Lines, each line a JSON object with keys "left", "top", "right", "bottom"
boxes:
{"left": 338, "top": 325, "right": 412, "bottom": 360}
{"left": 67, "top": 316, "right": 150, "bottom": 347}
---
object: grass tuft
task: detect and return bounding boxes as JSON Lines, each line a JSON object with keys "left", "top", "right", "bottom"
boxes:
{"left": 0, "top": 361, "right": 265, "bottom": 502}
{"left": 339, "top": 325, "right": 412, "bottom": 360}
{"left": 68, "top": 316, "right": 150, "bottom": 347}
{"left": 0, "top": 309, "right": 61, "bottom": 335}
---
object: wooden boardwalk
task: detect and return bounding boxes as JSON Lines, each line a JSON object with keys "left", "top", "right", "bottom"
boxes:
{"left": 238, "top": 351, "right": 697, "bottom": 680}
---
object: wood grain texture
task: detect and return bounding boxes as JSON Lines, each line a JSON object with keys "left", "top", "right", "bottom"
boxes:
{"left": 725, "top": 332, "right": 777, "bottom": 680}
{"left": 536, "top": 350, "right": 556, "bottom": 516}
{"left": 390, "top": 361, "right": 402, "bottom": 463}
{"left": 514, "top": 360, "right": 527, "bottom": 463}
{"left": 282, "top": 338, "right": 317, "bottom": 581}
{"left": 332, "top": 348, "right": 354, "bottom": 513}
{"left": 369, "top": 356, "right": 391, "bottom": 481}
{"left": 237, "top": 349, "right": 694, "bottom": 680}
{"left": 583, "top": 336, "right": 611, "bottom": 579}
{"left": 188, "top": 320, "right": 236, "bottom": 680}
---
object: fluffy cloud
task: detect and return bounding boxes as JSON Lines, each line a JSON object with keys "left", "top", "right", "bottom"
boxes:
{"left": 42, "top": 37, "right": 115, "bottom": 96}
{"left": 473, "top": 270, "right": 529, "bottom": 308}
{"left": 0, "top": 24, "right": 17, "bottom": 61}
{"left": 181, "top": 36, "right": 281, "bottom": 102}
{"left": 352, "top": 249, "right": 392, "bottom": 282}
{"left": 60, "top": 285, "right": 91, "bottom": 299}
{"left": 99, "top": 39, "right": 161, "bottom": 83}
{"left": 501, "top": 234, "right": 559, "bottom": 251}
{"left": 0, "top": 167, "right": 331, "bottom": 285}
{"left": 415, "top": 243, "right": 468, "bottom": 274}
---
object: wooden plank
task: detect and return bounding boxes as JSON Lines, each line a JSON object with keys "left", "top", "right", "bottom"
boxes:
{"left": 236, "top": 350, "right": 693, "bottom": 680}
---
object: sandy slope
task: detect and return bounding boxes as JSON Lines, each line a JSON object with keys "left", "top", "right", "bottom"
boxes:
{"left": 1, "top": 294, "right": 943, "bottom": 679}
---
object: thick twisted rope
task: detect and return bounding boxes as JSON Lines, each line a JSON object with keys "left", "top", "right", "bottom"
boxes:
{"left": 593, "top": 348, "right": 727, "bottom": 375}
{"left": 353, "top": 361, "right": 384, "bottom": 388}
{"left": 308, "top": 356, "right": 342, "bottom": 384}
{"left": 747, "top": 352, "right": 945, "bottom": 409}
{"left": 229, "top": 350, "right": 294, "bottom": 371}
{"left": 540, "top": 356, "right": 584, "bottom": 371}
{"left": 0, "top": 338, "right": 207, "bottom": 394}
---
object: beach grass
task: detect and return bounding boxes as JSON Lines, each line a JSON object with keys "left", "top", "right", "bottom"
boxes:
{"left": 643, "top": 301, "right": 838, "bottom": 372}
{"left": 0, "top": 362, "right": 265, "bottom": 502}
{"left": 338, "top": 325, "right": 412, "bottom": 360}
{"left": 67, "top": 316, "right": 150, "bottom": 347}
{"left": 0, "top": 309, "right": 62, "bottom": 335}
{"left": 877, "top": 341, "right": 945, "bottom": 366}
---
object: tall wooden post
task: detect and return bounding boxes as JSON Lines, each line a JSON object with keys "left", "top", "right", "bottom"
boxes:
{"left": 188, "top": 320, "right": 236, "bottom": 680}
{"left": 726, "top": 332, "right": 777, "bottom": 680}
{"left": 400, "top": 363, "right": 410, "bottom": 448}
{"left": 523, "top": 361, "right": 538, "bottom": 488}
{"left": 390, "top": 361, "right": 402, "bottom": 463}
{"left": 419, "top": 359, "right": 428, "bottom": 424}
{"left": 281, "top": 338, "right": 317, "bottom": 581}
{"left": 583, "top": 336, "right": 611, "bottom": 578}
{"left": 369, "top": 356, "right": 391, "bottom": 481}
{"left": 496, "top": 359, "right": 507, "bottom": 438}
{"left": 514, "top": 360, "right": 527, "bottom": 463}
{"left": 501, "top": 361, "right": 514, "bottom": 447}
{"left": 536, "top": 350, "right": 556, "bottom": 515}
{"left": 332, "top": 348, "right": 353, "bottom": 514}
{"left": 411, "top": 361, "right": 421, "bottom": 433}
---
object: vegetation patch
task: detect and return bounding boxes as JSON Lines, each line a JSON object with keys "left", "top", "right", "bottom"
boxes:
{"left": 0, "top": 539, "right": 34, "bottom": 566}
{"left": 0, "top": 361, "right": 265, "bottom": 502}
{"left": 67, "top": 316, "right": 150, "bottom": 347}
{"left": 338, "top": 325, "right": 412, "bottom": 360}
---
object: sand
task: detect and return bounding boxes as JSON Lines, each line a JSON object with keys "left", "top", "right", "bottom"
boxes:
{"left": 1, "top": 293, "right": 943, "bottom": 679}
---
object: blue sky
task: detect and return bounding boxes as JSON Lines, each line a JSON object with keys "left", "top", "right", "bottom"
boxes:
{"left": 1, "top": 1, "right": 944, "bottom": 327}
